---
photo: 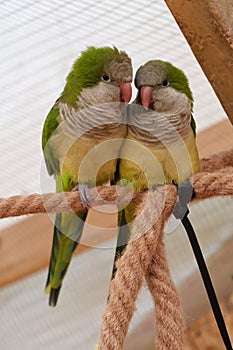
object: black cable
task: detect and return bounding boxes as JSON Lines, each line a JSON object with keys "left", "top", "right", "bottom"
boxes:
{"left": 181, "top": 213, "right": 232, "bottom": 350}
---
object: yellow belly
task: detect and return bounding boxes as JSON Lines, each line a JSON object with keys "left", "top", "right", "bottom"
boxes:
{"left": 119, "top": 127, "right": 199, "bottom": 190}
{"left": 61, "top": 124, "right": 127, "bottom": 186}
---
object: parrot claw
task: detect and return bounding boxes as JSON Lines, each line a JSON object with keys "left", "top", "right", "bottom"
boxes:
{"left": 173, "top": 179, "right": 194, "bottom": 220}
{"left": 72, "top": 183, "right": 91, "bottom": 208}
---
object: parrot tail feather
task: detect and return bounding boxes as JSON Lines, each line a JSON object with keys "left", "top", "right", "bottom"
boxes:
{"left": 49, "top": 287, "right": 62, "bottom": 307}
{"left": 45, "top": 211, "right": 87, "bottom": 307}
{"left": 44, "top": 284, "right": 51, "bottom": 295}
{"left": 111, "top": 209, "right": 130, "bottom": 280}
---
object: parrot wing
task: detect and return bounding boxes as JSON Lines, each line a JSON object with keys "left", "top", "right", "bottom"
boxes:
{"left": 191, "top": 114, "right": 197, "bottom": 137}
{"left": 42, "top": 104, "right": 60, "bottom": 175}
{"left": 42, "top": 104, "right": 88, "bottom": 306}
{"left": 45, "top": 172, "right": 87, "bottom": 306}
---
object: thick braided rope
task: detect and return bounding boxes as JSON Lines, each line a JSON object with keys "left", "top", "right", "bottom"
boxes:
{"left": 0, "top": 149, "right": 232, "bottom": 219}
{"left": 145, "top": 233, "right": 185, "bottom": 350}
{"left": 199, "top": 148, "right": 233, "bottom": 172}
{"left": 0, "top": 169, "right": 232, "bottom": 219}
{"left": 0, "top": 185, "right": 141, "bottom": 219}
{"left": 98, "top": 185, "right": 177, "bottom": 350}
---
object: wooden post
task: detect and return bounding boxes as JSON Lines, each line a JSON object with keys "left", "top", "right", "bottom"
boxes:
{"left": 164, "top": 0, "right": 233, "bottom": 124}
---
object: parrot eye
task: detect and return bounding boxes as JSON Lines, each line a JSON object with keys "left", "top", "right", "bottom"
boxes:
{"left": 162, "top": 79, "right": 169, "bottom": 87}
{"left": 101, "top": 74, "right": 111, "bottom": 82}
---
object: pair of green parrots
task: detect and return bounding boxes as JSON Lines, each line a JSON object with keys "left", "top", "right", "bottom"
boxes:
{"left": 42, "top": 46, "right": 199, "bottom": 306}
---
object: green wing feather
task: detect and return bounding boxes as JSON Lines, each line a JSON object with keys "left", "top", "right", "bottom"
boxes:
{"left": 42, "top": 104, "right": 60, "bottom": 175}
{"left": 45, "top": 209, "right": 87, "bottom": 307}
{"left": 191, "top": 114, "right": 196, "bottom": 136}
{"left": 42, "top": 104, "right": 86, "bottom": 306}
{"left": 45, "top": 172, "right": 87, "bottom": 306}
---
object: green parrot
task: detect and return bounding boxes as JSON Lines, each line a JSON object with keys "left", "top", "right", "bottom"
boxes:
{"left": 42, "top": 46, "right": 132, "bottom": 306}
{"left": 113, "top": 60, "right": 200, "bottom": 264}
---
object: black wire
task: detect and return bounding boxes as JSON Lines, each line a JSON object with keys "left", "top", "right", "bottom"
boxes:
{"left": 181, "top": 213, "right": 232, "bottom": 350}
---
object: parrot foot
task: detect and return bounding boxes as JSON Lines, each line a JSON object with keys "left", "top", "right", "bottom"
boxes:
{"left": 173, "top": 179, "right": 194, "bottom": 220}
{"left": 72, "top": 183, "right": 91, "bottom": 208}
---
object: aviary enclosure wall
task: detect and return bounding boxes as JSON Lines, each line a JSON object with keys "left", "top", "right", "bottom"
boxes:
{"left": 0, "top": 0, "right": 232, "bottom": 349}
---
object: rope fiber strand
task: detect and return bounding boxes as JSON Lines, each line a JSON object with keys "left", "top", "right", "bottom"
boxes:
{"left": 145, "top": 232, "right": 185, "bottom": 349}
{"left": 0, "top": 149, "right": 232, "bottom": 349}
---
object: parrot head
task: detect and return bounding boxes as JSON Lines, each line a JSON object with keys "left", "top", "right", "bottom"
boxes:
{"left": 60, "top": 46, "right": 132, "bottom": 108}
{"left": 134, "top": 60, "right": 193, "bottom": 113}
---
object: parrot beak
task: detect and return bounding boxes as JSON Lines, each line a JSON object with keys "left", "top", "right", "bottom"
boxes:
{"left": 140, "top": 86, "right": 154, "bottom": 109}
{"left": 120, "top": 82, "right": 132, "bottom": 104}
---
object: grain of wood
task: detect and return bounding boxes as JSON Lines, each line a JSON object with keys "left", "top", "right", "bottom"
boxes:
{"left": 165, "top": 0, "right": 233, "bottom": 123}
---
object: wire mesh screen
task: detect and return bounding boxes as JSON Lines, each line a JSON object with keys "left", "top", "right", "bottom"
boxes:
{"left": 0, "top": 1, "right": 232, "bottom": 349}
{"left": 0, "top": 0, "right": 228, "bottom": 201}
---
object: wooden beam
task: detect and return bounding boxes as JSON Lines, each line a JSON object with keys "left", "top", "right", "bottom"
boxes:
{"left": 164, "top": 0, "right": 233, "bottom": 124}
